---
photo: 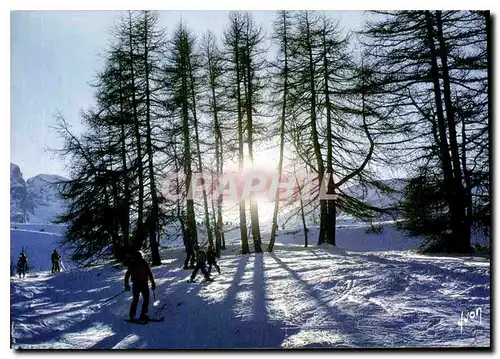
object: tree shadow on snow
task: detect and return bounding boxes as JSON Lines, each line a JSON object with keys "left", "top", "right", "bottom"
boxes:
{"left": 354, "top": 253, "right": 490, "bottom": 286}
{"left": 85, "top": 253, "right": 297, "bottom": 349}
{"left": 13, "top": 246, "right": 424, "bottom": 349}
{"left": 268, "top": 252, "right": 399, "bottom": 348}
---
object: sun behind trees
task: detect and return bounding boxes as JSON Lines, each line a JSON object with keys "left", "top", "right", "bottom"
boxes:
{"left": 54, "top": 10, "right": 490, "bottom": 266}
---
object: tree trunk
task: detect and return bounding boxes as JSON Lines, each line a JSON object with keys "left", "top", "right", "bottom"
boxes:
{"left": 243, "top": 46, "right": 262, "bottom": 253}
{"left": 303, "top": 13, "right": 326, "bottom": 245}
{"left": 128, "top": 12, "right": 145, "bottom": 250}
{"left": 143, "top": 13, "right": 161, "bottom": 265}
{"left": 187, "top": 53, "right": 214, "bottom": 249}
{"left": 213, "top": 132, "right": 222, "bottom": 255}
{"left": 173, "top": 142, "right": 187, "bottom": 246}
{"left": 460, "top": 114, "right": 473, "bottom": 248}
{"left": 205, "top": 38, "right": 225, "bottom": 254}
{"left": 210, "top": 176, "right": 221, "bottom": 256}
{"left": 269, "top": 11, "right": 289, "bottom": 253}
{"left": 485, "top": 11, "right": 491, "bottom": 247}
{"left": 435, "top": 11, "right": 468, "bottom": 252}
{"left": 235, "top": 35, "right": 249, "bottom": 254}
{"left": 425, "top": 11, "right": 460, "bottom": 252}
{"left": 117, "top": 60, "right": 130, "bottom": 247}
{"left": 215, "top": 104, "right": 226, "bottom": 251}
{"left": 180, "top": 31, "right": 198, "bottom": 250}
{"left": 295, "top": 165, "right": 308, "bottom": 247}
{"left": 104, "top": 183, "right": 121, "bottom": 258}
{"left": 322, "top": 24, "right": 336, "bottom": 246}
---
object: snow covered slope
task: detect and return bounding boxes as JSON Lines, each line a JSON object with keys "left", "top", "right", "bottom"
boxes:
{"left": 10, "top": 227, "right": 75, "bottom": 274}
{"left": 10, "top": 163, "right": 68, "bottom": 223}
{"left": 10, "top": 223, "right": 67, "bottom": 235}
{"left": 11, "top": 225, "right": 490, "bottom": 349}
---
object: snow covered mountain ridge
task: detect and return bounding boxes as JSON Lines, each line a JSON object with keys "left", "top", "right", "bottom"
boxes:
{"left": 10, "top": 162, "right": 407, "bottom": 226}
{"left": 10, "top": 163, "right": 68, "bottom": 223}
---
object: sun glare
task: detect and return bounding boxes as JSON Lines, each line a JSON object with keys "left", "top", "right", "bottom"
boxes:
{"left": 243, "top": 151, "right": 278, "bottom": 171}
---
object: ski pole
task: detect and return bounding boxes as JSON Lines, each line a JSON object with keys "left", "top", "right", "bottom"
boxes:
{"left": 153, "top": 290, "right": 160, "bottom": 307}
{"left": 101, "top": 289, "right": 126, "bottom": 305}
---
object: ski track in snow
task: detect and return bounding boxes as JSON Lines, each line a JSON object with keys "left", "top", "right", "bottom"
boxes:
{"left": 10, "top": 227, "right": 490, "bottom": 349}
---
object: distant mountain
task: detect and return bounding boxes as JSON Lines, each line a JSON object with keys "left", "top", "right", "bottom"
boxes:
{"left": 10, "top": 163, "right": 68, "bottom": 223}
{"left": 26, "top": 173, "right": 68, "bottom": 223}
{"left": 10, "top": 163, "right": 31, "bottom": 222}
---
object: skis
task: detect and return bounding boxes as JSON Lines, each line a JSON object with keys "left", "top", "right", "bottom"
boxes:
{"left": 186, "top": 278, "right": 214, "bottom": 284}
{"left": 123, "top": 316, "right": 165, "bottom": 325}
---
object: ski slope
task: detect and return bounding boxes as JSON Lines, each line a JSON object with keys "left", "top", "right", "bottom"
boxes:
{"left": 10, "top": 225, "right": 75, "bottom": 275}
{"left": 10, "top": 225, "right": 490, "bottom": 349}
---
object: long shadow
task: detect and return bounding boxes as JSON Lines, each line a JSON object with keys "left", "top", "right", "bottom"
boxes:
{"left": 85, "top": 254, "right": 253, "bottom": 349}
{"left": 272, "top": 245, "right": 349, "bottom": 260}
{"left": 88, "top": 333, "right": 120, "bottom": 349}
{"left": 11, "top": 255, "right": 173, "bottom": 349}
{"left": 269, "top": 252, "right": 382, "bottom": 347}
{"left": 11, "top": 276, "right": 128, "bottom": 348}
{"left": 11, "top": 262, "right": 158, "bottom": 349}
{"left": 15, "top": 249, "right": 360, "bottom": 349}
{"left": 252, "top": 253, "right": 268, "bottom": 323}
{"left": 290, "top": 246, "right": 490, "bottom": 287}
{"left": 223, "top": 254, "right": 251, "bottom": 303}
{"left": 212, "top": 253, "right": 296, "bottom": 348}
{"left": 12, "top": 303, "right": 115, "bottom": 348}
{"left": 272, "top": 249, "right": 490, "bottom": 347}
{"left": 355, "top": 253, "right": 490, "bottom": 286}
{"left": 162, "top": 253, "right": 295, "bottom": 348}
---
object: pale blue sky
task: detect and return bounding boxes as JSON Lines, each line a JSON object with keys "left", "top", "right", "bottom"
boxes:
{"left": 11, "top": 10, "right": 366, "bottom": 179}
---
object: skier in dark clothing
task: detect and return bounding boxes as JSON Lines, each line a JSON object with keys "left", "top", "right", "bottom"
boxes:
{"left": 206, "top": 245, "right": 221, "bottom": 276}
{"left": 51, "top": 249, "right": 61, "bottom": 273}
{"left": 124, "top": 251, "right": 156, "bottom": 322}
{"left": 183, "top": 243, "right": 196, "bottom": 270}
{"left": 187, "top": 246, "right": 213, "bottom": 283}
{"left": 17, "top": 252, "right": 27, "bottom": 279}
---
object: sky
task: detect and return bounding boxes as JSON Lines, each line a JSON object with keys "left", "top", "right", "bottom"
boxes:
{"left": 10, "top": 10, "right": 366, "bottom": 179}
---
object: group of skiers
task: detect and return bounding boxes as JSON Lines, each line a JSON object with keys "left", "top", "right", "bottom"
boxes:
{"left": 123, "top": 243, "right": 220, "bottom": 323}
{"left": 16, "top": 241, "right": 221, "bottom": 324}
{"left": 183, "top": 243, "right": 220, "bottom": 282}
{"left": 15, "top": 249, "right": 62, "bottom": 278}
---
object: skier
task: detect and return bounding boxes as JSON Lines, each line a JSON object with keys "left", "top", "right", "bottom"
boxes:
{"left": 206, "top": 245, "right": 221, "bottom": 276}
{"left": 17, "top": 252, "right": 27, "bottom": 279}
{"left": 51, "top": 249, "right": 61, "bottom": 273}
{"left": 187, "top": 245, "right": 213, "bottom": 283}
{"left": 124, "top": 250, "right": 157, "bottom": 322}
{"left": 183, "top": 242, "right": 196, "bottom": 270}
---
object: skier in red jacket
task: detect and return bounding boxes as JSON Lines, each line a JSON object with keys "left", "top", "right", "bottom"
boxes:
{"left": 124, "top": 251, "right": 156, "bottom": 322}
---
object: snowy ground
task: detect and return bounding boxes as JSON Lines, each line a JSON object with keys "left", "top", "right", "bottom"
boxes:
{"left": 10, "top": 224, "right": 75, "bottom": 275}
{"left": 10, "top": 223, "right": 490, "bottom": 349}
